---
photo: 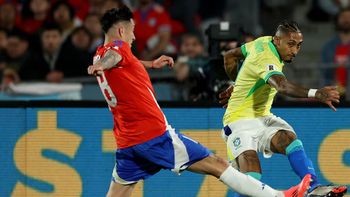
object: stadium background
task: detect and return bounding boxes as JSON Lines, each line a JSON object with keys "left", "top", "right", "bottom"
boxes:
{"left": 1, "top": 0, "right": 350, "bottom": 196}
{"left": 0, "top": 102, "right": 349, "bottom": 197}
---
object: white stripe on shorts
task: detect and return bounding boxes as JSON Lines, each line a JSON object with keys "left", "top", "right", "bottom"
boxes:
{"left": 168, "top": 126, "right": 190, "bottom": 174}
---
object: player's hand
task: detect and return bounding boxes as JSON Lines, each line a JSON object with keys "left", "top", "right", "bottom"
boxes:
{"left": 87, "top": 64, "right": 103, "bottom": 76}
{"left": 315, "top": 86, "right": 340, "bottom": 111}
{"left": 218, "top": 85, "right": 234, "bottom": 108}
{"left": 152, "top": 55, "right": 174, "bottom": 69}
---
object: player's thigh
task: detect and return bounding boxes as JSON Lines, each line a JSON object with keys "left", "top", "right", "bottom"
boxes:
{"left": 270, "top": 130, "right": 297, "bottom": 155}
{"left": 187, "top": 154, "right": 229, "bottom": 178}
{"left": 236, "top": 150, "right": 261, "bottom": 173}
{"left": 106, "top": 181, "right": 137, "bottom": 197}
{"left": 226, "top": 130, "right": 258, "bottom": 163}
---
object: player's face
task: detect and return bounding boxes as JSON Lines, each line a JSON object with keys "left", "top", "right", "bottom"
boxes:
{"left": 275, "top": 32, "right": 303, "bottom": 63}
{"left": 123, "top": 19, "right": 136, "bottom": 46}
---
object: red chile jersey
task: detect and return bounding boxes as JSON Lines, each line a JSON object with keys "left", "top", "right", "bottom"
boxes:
{"left": 93, "top": 40, "right": 167, "bottom": 149}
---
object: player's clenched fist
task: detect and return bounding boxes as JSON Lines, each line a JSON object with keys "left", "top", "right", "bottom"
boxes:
{"left": 87, "top": 64, "right": 103, "bottom": 76}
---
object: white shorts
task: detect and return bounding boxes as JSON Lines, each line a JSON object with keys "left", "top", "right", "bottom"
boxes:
{"left": 224, "top": 115, "right": 295, "bottom": 162}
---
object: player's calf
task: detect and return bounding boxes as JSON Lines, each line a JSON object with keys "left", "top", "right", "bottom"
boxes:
{"left": 187, "top": 154, "right": 229, "bottom": 178}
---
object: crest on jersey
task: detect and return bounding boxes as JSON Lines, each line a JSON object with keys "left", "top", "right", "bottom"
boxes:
{"left": 93, "top": 55, "right": 101, "bottom": 64}
{"left": 233, "top": 137, "right": 241, "bottom": 148}
{"left": 266, "top": 64, "right": 276, "bottom": 71}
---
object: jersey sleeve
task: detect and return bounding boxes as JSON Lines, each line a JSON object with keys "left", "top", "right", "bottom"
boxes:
{"left": 255, "top": 56, "right": 284, "bottom": 83}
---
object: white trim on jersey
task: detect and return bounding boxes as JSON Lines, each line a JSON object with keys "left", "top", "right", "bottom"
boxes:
{"left": 146, "top": 87, "right": 189, "bottom": 173}
{"left": 146, "top": 87, "right": 169, "bottom": 126}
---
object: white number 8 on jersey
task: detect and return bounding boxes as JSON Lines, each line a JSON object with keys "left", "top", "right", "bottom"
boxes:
{"left": 97, "top": 73, "right": 117, "bottom": 107}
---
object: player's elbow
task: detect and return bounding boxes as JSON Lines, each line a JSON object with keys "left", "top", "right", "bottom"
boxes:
{"left": 268, "top": 75, "right": 290, "bottom": 95}
{"left": 270, "top": 79, "right": 288, "bottom": 94}
{"left": 275, "top": 83, "right": 290, "bottom": 95}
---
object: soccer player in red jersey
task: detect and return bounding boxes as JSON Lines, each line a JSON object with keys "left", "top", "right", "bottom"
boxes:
{"left": 87, "top": 6, "right": 312, "bottom": 197}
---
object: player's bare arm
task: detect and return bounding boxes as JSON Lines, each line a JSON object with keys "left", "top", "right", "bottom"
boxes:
{"left": 268, "top": 74, "right": 340, "bottom": 111}
{"left": 219, "top": 47, "right": 244, "bottom": 107}
{"left": 140, "top": 55, "right": 174, "bottom": 69}
{"left": 218, "top": 85, "right": 234, "bottom": 108}
{"left": 223, "top": 47, "right": 245, "bottom": 81}
{"left": 87, "top": 50, "right": 122, "bottom": 76}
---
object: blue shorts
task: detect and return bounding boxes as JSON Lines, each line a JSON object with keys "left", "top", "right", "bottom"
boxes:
{"left": 111, "top": 127, "right": 211, "bottom": 184}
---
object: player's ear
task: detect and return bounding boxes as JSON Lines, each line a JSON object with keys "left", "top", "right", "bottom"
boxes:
{"left": 118, "top": 27, "right": 124, "bottom": 37}
{"left": 273, "top": 36, "right": 280, "bottom": 45}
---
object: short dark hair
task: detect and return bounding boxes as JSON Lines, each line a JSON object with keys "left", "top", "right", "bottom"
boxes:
{"left": 71, "top": 26, "right": 93, "bottom": 41}
{"left": 181, "top": 33, "right": 204, "bottom": 45}
{"left": 41, "top": 23, "right": 62, "bottom": 34}
{"left": 100, "top": 6, "right": 133, "bottom": 33}
{"left": 335, "top": 7, "right": 350, "bottom": 30}
{"left": 8, "top": 29, "right": 28, "bottom": 42}
{"left": 51, "top": 0, "right": 75, "bottom": 20}
{"left": 275, "top": 21, "right": 301, "bottom": 36}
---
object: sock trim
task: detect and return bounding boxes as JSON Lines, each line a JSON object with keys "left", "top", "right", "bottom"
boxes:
{"left": 286, "top": 139, "right": 303, "bottom": 155}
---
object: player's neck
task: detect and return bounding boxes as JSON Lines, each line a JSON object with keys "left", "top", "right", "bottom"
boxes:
{"left": 104, "top": 36, "right": 123, "bottom": 45}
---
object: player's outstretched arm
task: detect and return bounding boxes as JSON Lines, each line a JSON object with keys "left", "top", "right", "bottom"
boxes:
{"left": 140, "top": 55, "right": 174, "bottom": 69}
{"left": 87, "top": 50, "right": 122, "bottom": 76}
{"left": 268, "top": 74, "right": 340, "bottom": 111}
{"left": 224, "top": 47, "right": 245, "bottom": 81}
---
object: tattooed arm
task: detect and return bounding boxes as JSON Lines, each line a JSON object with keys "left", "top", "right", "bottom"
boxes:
{"left": 268, "top": 74, "right": 340, "bottom": 111}
{"left": 87, "top": 50, "right": 122, "bottom": 76}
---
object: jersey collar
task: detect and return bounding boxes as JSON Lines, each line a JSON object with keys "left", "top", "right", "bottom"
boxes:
{"left": 268, "top": 41, "right": 283, "bottom": 63}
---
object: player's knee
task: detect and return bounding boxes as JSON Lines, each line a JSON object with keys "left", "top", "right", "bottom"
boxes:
{"left": 271, "top": 130, "right": 297, "bottom": 154}
{"left": 237, "top": 150, "right": 261, "bottom": 173}
{"left": 238, "top": 150, "right": 259, "bottom": 161}
{"left": 279, "top": 130, "right": 297, "bottom": 142}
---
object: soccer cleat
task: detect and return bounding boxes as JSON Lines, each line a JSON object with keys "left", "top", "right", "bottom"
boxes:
{"left": 284, "top": 174, "right": 312, "bottom": 197}
{"left": 307, "top": 185, "right": 347, "bottom": 197}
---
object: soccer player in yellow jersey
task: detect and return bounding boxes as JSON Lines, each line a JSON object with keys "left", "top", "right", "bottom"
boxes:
{"left": 220, "top": 21, "right": 347, "bottom": 197}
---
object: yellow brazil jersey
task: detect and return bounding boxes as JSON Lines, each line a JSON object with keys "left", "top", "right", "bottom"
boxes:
{"left": 223, "top": 36, "right": 285, "bottom": 126}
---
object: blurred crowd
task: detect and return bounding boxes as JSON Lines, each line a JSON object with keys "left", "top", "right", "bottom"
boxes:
{"left": 0, "top": 0, "right": 350, "bottom": 102}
